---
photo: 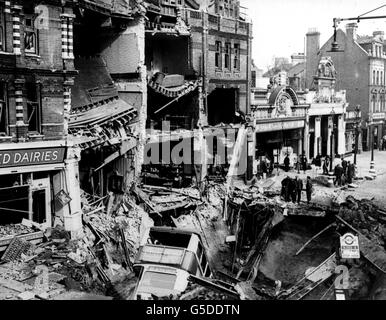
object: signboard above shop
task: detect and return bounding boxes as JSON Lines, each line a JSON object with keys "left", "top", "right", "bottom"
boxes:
{"left": 0, "top": 147, "right": 66, "bottom": 168}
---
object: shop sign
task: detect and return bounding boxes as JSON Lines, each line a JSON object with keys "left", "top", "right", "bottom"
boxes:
{"left": 0, "top": 147, "right": 65, "bottom": 168}
{"left": 340, "top": 232, "right": 360, "bottom": 259}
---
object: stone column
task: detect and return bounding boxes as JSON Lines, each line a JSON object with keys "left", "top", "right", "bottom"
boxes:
{"left": 63, "top": 78, "right": 74, "bottom": 137}
{"left": 327, "top": 116, "right": 333, "bottom": 158}
{"left": 63, "top": 147, "right": 83, "bottom": 237}
{"left": 314, "top": 117, "right": 321, "bottom": 158}
{"left": 14, "top": 78, "right": 27, "bottom": 141}
{"left": 304, "top": 113, "right": 310, "bottom": 160}
{"left": 298, "top": 129, "right": 303, "bottom": 156}
{"left": 337, "top": 114, "right": 346, "bottom": 156}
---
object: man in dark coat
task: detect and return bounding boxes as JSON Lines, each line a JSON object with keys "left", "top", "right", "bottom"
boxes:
{"left": 346, "top": 161, "right": 352, "bottom": 184}
{"left": 306, "top": 176, "right": 313, "bottom": 204}
{"left": 281, "top": 176, "right": 291, "bottom": 202}
{"left": 323, "top": 156, "right": 330, "bottom": 175}
{"left": 296, "top": 176, "right": 303, "bottom": 204}
{"left": 315, "top": 154, "right": 322, "bottom": 167}
{"left": 284, "top": 155, "right": 290, "bottom": 172}
{"left": 341, "top": 157, "right": 348, "bottom": 176}
{"left": 302, "top": 154, "right": 307, "bottom": 174}
{"left": 289, "top": 178, "right": 297, "bottom": 203}
{"left": 334, "top": 163, "right": 343, "bottom": 186}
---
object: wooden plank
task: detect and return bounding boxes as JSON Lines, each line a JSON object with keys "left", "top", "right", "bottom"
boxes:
{"left": 0, "top": 276, "right": 33, "bottom": 293}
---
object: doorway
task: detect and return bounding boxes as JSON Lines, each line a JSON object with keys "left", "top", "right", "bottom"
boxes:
{"left": 31, "top": 178, "right": 51, "bottom": 226}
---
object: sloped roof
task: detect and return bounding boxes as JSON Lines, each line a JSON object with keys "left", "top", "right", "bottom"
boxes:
{"left": 288, "top": 62, "right": 305, "bottom": 78}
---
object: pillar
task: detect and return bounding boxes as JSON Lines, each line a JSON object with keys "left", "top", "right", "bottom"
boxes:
{"left": 337, "top": 114, "right": 346, "bottom": 156}
{"left": 304, "top": 113, "right": 310, "bottom": 160}
{"left": 63, "top": 147, "right": 83, "bottom": 237}
{"left": 14, "top": 78, "right": 27, "bottom": 141}
{"left": 314, "top": 117, "right": 321, "bottom": 158}
{"left": 4, "top": 1, "right": 11, "bottom": 14}
{"left": 327, "top": 116, "right": 333, "bottom": 158}
{"left": 12, "top": 5, "right": 22, "bottom": 55}
{"left": 60, "top": 14, "right": 75, "bottom": 60}
{"left": 298, "top": 129, "right": 303, "bottom": 156}
{"left": 63, "top": 78, "right": 74, "bottom": 137}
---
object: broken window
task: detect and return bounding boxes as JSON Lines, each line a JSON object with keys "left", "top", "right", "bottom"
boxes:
{"left": 0, "top": 82, "right": 8, "bottom": 134}
{"left": 24, "top": 15, "right": 38, "bottom": 54}
{"left": 224, "top": 42, "right": 231, "bottom": 70}
{"left": 0, "top": 6, "right": 5, "bottom": 51}
{"left": 234, "top": 43, "right": 240, "bottom": 70}
{"left": 215, "top": 41, "right": 222, "bottom": 69}
{"left": 26, "top": 82, "right": 41, "bottom": 133}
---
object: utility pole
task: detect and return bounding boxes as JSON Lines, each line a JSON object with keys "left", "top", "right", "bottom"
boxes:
{"left": 353, "top": 105, "right": 361, "bottom": 165}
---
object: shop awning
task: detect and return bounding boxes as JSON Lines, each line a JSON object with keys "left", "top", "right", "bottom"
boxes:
{"left": 69, "top": 96, "right": 138, "bottom": 150}
{"left": 148, "top": 79, "right": 199, "bottom": 99}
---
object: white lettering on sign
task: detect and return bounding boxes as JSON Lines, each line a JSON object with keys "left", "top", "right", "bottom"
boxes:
{"left": 0, "top": 148, "right": 65, "bottom": 168}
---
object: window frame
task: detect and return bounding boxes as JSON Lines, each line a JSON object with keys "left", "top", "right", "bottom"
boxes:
{"left": 0, "top": 82, "right": 8, "bottom": 134}
{"left": 0, "top": 5, "right": 5, "bottom": 52}
{"left": 26, "top": 82, "right": 42, "bottom": 133}
{"left": 215, "top": 40, "right": 222, "bottom": 69}
{"left": 224, "top": 42, "right": 231, "bottom": 70}
{"left": 24, "top": 14, "right": 39, "bottom": 55}
{"left": 233, "top": 43, "right": 240, "bottom": 70}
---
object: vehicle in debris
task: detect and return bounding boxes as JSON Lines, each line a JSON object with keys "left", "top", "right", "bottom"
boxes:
{"left": 133, "top": 226, "right": 213, "bottom": 299}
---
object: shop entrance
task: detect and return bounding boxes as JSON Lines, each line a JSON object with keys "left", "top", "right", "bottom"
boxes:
{"left": 31, "top": 178, "right": 51, "bottom": 226}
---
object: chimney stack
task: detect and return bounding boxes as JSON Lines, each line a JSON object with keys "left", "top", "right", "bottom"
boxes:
{"left": 305, "top": 28, "right": 320, "bottom": 89}
{"left": 346, "top": 23, "right": 358, "bottom": 41}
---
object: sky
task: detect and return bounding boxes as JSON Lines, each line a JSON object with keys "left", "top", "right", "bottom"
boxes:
{"left": 240, "top": 0, "right": 386, "bottom": 71}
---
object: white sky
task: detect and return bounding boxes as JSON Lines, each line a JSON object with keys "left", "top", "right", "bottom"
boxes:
{"left": 240, "top": 0, "right": 386, "bottom": 70}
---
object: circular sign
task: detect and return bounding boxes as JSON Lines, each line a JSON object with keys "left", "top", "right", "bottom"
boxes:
{"left": 342, "top": 233, "right": 355, "bottom": 245}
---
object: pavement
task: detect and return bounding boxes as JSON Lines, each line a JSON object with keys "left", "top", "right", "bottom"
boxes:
{"left": 254, "top": 150, "right": 386, "bottom": 209}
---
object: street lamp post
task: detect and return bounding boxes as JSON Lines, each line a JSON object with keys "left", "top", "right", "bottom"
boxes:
{"left": 353, "top": 105, "right": 361, "bottom": 165}
{"left": 329, "top": 109, "right": 336, "bottom": 172}
{"left": 369, "top": 114, "right": 376, "bottom": 178}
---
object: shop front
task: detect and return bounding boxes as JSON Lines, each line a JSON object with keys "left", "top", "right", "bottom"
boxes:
{"left": 0, "top": 142, "right": 82, "bottom": 245}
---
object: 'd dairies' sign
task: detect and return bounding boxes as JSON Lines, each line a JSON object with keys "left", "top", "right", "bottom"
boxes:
{"left": 0, "top": 147, "right": 66, "bottom": 168}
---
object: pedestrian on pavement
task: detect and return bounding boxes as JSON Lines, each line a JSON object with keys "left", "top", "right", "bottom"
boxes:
{"left": 323, "top": 156, "right": 330, "bottom": 175}
{"left": 315, "top": 154, "right": 322, "bottom": 167}
{"left": 341, "top": 156, "right": 348, "bottom": 176}
{"left": 306, "top": 176, "right": 313, "bottom": 204}
{"left": 282, "top": 176, "right": 291, "bottom": 202}
{"left": 261, "top": 158, "right": 268, "bottom": 179}
{"left": 284, "top": 154, "right": 290, "bottom": 172}
{"left": 334, "top": 163, "right": 343, "bottom": 186}
{"left": 296, "top": 176, "right": 303, "bottom": 204}
{"left": 302, "top": 154, "right": 307, "bottom": 174}
{"left": 346, "top": 161, "right": 353, "bottom": 184}
{"left": 289, "top": 177, "right": 297, "bottom": 203}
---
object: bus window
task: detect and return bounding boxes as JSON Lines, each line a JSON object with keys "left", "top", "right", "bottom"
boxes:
{"left": 139, "top": 271, "right": 177, "bottom": 291}
{"left": 197, "top": 242, "right": 203, "bottom": 263}
{"left": 200, "top": 251, "right": 207, "bottom": 272}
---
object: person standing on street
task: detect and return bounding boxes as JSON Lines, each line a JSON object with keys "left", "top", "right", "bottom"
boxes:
{"left": 323, "top": 156, "right": 330, "bottom": 175}
{"left": 296, "top": 176, "right": 303, "bottom": 204}
{"left": 302, "top": 154, "right": 307, "bottom": 174}
{"left": 341, "top": 157, "right": 348, "bottom": 176}
{"left": 290, "top": 177, "right": 297, "bottom": 203}
{"left": 346, "top": 161, "right": 352, "bottom": 184}
{"left": 306, "top": 176, "right": 313, "bottom": 204}
{"left": 284, "top": 154, "right": 290, "bottom": 172}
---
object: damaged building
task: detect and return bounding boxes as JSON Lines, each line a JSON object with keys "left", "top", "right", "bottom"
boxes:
{"left": 0, "top": 0, "right": 82, "bottom": 242}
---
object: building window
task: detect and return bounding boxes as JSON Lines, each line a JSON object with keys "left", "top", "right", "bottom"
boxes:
{"left": 224, "top": 42, "right": 231, "bottom": 70}
{"left": 26, "top": 83, "right": 41, "bottom": 133}
{"left": 377, "top": 71, "right": 379, "bottom": 85}
{"left": 0, "top": 82, "right": 8, "bottom": 134}
{"left": 373, "top": 70, "right": 376, "bottom": 85}
{"left": 233, "top": 43, "right": 240, "bottom": 70}
{"left": 372, "top": 94, "right": 376, "bottom": 113}
{"left": 0, "top": 6, "right": 5, "bottom": 51}
{"left": 215, "top": 41, "right": 222, "bottom": 69}
{"left": 24, "top": 15, "right": 38, "bottom": 54}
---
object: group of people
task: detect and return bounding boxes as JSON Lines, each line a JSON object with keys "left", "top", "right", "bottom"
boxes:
{"left": 281, "top": 176, "right": 313, "bottom": 204}
{"left": 284, "top": 153, "right": 308, "bottom": 174}
{"left": 333, "top": 157, "right": 356, "bottom": 186}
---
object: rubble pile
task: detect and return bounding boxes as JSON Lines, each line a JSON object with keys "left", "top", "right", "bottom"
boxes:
{"left": 0, "top": 191, "right": 154, "bottom": 300}
{"left": 339, "top": 195, "right": 386, "bottom": 247}
{"left": 0, "top": 224, "right": 34, "bottom": 238}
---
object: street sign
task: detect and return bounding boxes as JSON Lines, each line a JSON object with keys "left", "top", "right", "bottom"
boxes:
{"left": 340, "top": 232, "right": 360, "bottom": 259}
